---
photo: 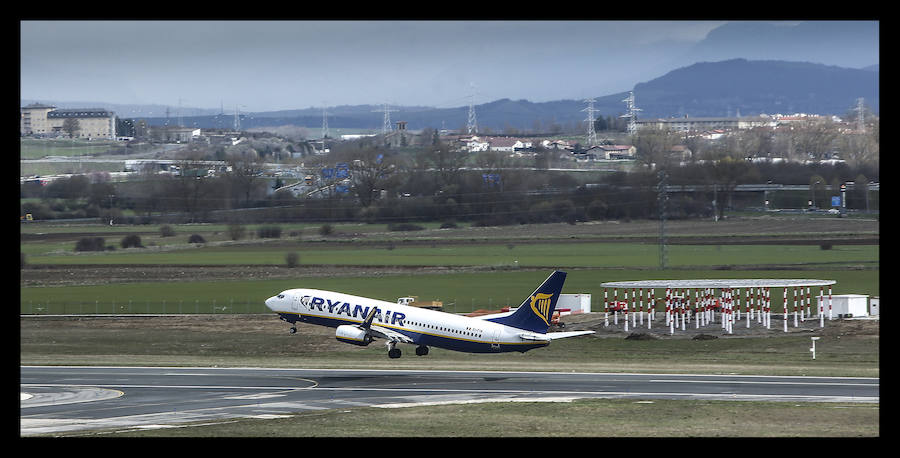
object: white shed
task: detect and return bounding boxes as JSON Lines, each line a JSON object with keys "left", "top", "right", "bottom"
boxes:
{"left": 818, "top": 294, "right": 869, "bottom": 317}
{"left": 557, "top": 294, "right": 591, "bottom": 314}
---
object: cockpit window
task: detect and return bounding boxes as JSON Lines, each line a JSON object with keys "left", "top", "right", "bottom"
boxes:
{"left": 277, "top": 294, "right": 285, "bottom": 299}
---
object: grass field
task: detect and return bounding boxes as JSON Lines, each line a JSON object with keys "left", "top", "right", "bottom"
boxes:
{"left": 20, "top": 138, "right": 121, "bottom": 160}
{"left": 20, "top": 268, "right": 879, "bottom": 315}
{"left": 22, "top": 240, "right": 880, "bottom": 269}
{"left": 57, "top": 398, "right": 879, "bottom": 437}
{"left": 20, "top": 216, "right": 879, "bottom": 437}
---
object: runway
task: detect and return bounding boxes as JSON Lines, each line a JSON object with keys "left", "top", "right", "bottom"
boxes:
{"left": 20, "top": 366, "right": 879, "bottom": 436}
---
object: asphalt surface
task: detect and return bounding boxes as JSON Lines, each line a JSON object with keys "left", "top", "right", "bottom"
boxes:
{"left": 20, "top": 366, "right": 879, "bottom": 436}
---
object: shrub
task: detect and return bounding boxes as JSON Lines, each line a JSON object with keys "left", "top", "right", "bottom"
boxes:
{"left": 121, "top": 234, "right": 143, "bottom": 248}
{"left": 257, "top": 225, "right": 282, "bottom": 238}
{"left": 75, "top": 237, "right": 106, "bottom": 252}
{"left": 388, "top": 223, "right": 424, "bottom": 232}
{"left": 159, "top": 225, "right": 176, "bottom": 237}
{"left": 439, "top": 221, "right": 458, "bottom": 229}
{"left": 227, "top": 224, "right": 246, "bottom": 241}
{"left": 319, "top": 224, "right": 334, "bottom": 236}
{"left": 285, "top": 252, "right": 300, "bottom": 268}
{"left": 188, "top": 234, "right": 206, "bottom": 244}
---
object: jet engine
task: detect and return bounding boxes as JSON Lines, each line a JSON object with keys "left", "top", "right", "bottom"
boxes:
{"left": 335, "top": 325, "right": 373, "bottom": 346}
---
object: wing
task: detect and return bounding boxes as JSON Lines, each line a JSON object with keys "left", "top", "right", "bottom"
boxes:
{"left": 369, "top": 325, "right": 415, "bottom": 344}
{"left": 355, "top": 307, "right": 413, "bottom": 343}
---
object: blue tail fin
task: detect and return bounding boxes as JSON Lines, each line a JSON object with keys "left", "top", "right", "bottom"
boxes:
{"left": 486, "top": 270, "right": 567, "bottom": 333}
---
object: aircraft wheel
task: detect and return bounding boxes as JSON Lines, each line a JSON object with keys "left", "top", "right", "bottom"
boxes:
{"left": 415, "top": 345, "right": 429, "bottom": 356}
{"left": 289, "top": 327, "right": 297, "bottom": 334}
{"left": 388, "top": 348, "right": 402, "bottom": 359}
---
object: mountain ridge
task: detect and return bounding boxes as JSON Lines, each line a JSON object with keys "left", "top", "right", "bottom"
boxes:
{"left": 23, "top": 59, "right": 878, "bottom": 133}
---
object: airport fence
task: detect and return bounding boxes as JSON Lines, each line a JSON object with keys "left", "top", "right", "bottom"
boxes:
{"left": 21, "top": 299, "right": 268, "bottom": 315}
{"left": 20, "top": 297, "right": 545, "bottom": 316}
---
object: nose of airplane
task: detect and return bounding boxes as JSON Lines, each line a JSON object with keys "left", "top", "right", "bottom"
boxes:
{"left": 265, "top": 296, "right": 277, "bottom": 311}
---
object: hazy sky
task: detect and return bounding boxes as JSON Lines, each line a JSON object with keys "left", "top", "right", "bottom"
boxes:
{"left": 20, "top": 20, "right": 785, "bottom": 112}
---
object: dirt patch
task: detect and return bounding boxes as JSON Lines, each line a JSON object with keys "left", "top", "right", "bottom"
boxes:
{"left": 24, "top": 312, "right": 878, "bottom": 346}
{"left": 19, "top": 265, "right": 500, "bottom": 287}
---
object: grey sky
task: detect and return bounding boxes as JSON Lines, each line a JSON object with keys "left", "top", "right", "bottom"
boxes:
{"left": 20, "top": 20, "right": 832, "bottom": 112}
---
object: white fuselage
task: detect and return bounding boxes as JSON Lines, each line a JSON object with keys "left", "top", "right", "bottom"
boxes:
{"left": 265, "top": 288, "right": 550, "bottom": 353}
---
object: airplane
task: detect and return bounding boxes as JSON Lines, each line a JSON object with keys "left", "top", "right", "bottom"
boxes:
{"left": 264, "top": 270, "right": 594, "bottom": 358}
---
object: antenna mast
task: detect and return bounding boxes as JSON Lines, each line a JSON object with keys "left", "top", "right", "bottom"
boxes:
{"left": 322, "top": 107, "right": 330, "bottom": 139}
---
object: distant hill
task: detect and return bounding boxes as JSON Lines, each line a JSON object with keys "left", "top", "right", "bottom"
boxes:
{"left": 632, "top": 58, "right": 879, "bottom": 118}
{"left": 34, "top": 59, "right": 876, "bottom": 134}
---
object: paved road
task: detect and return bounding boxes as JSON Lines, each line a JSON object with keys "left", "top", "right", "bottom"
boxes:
{"left": 21, "top": 366, "right": 879, "bottom": 436}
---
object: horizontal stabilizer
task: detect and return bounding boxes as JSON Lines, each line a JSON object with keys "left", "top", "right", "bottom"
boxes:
{"left": 545, "top": 330, "right": 595, "bottom": 340}
{"left": 517, "top": 332, "right": 552, "bottom": 342}
{"left": 518, "top": 330, "right": 595, "bottom": 341}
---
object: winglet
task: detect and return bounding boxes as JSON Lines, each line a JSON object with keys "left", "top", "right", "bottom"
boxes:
{"left": 360, "top": 307, "right": 379, "bottom": 329}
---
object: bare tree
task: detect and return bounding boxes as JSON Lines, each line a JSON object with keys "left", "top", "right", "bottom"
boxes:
{"left": 339, "top": 148, "right": 398, "bottom": 208}
{"left": 700, "top": 156, "right": 758, "bottom": 220}
{"left": 789, "top": 119, "right": 839, "bottom": 162}
{"left": 62, "top": 118, "right": 81, "bottom": 138}
{"left": 224, "top": 151, "right": 267, "bottom": 207}
{"left": 172, "top": 151, "right": 212, "bottom": 222}
{"left": 632, "top": 126, "right": 679, "bottom": 169}
{"left": 425, "top": 138, "right": 469, "bottom": 188}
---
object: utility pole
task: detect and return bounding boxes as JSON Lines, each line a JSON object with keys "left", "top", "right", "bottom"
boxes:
{"left": 467, "top": 83, "right": 478, "bottom": 135}
{"left": 657, "top": 170, "right": 669, "bottom": 270}
{"left": 856, "top": 98, "right": 866, "bottom": 133}
{"left": 177, "top": 98, "right": 184, "bottom": 128}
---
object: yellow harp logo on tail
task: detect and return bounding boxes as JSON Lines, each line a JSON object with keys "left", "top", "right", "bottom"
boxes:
{"left": 530, "top": 293, "right": 554, "bottom": 326}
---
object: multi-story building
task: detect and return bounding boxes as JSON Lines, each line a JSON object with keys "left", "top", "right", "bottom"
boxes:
{"left": 47, "top": 108, "right": 117, "bottom": 139}
{"left": 635, "top": 116, "right": 775, "bottom": 133}
{"left": 20, "top": 104, "right": 116, "bottom": 139}
{"left": 20, "top": 103, "right": 56, "bottom": 135}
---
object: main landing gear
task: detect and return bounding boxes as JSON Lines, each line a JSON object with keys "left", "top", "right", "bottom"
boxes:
{"left": 387, "top": 341, "right": 402, "bottom": 359}
{"left": 385, "top": 341, "right": 426, "bottom": 359}
{"left": 289, "top": 326, "right": 297, "bottom": 334}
